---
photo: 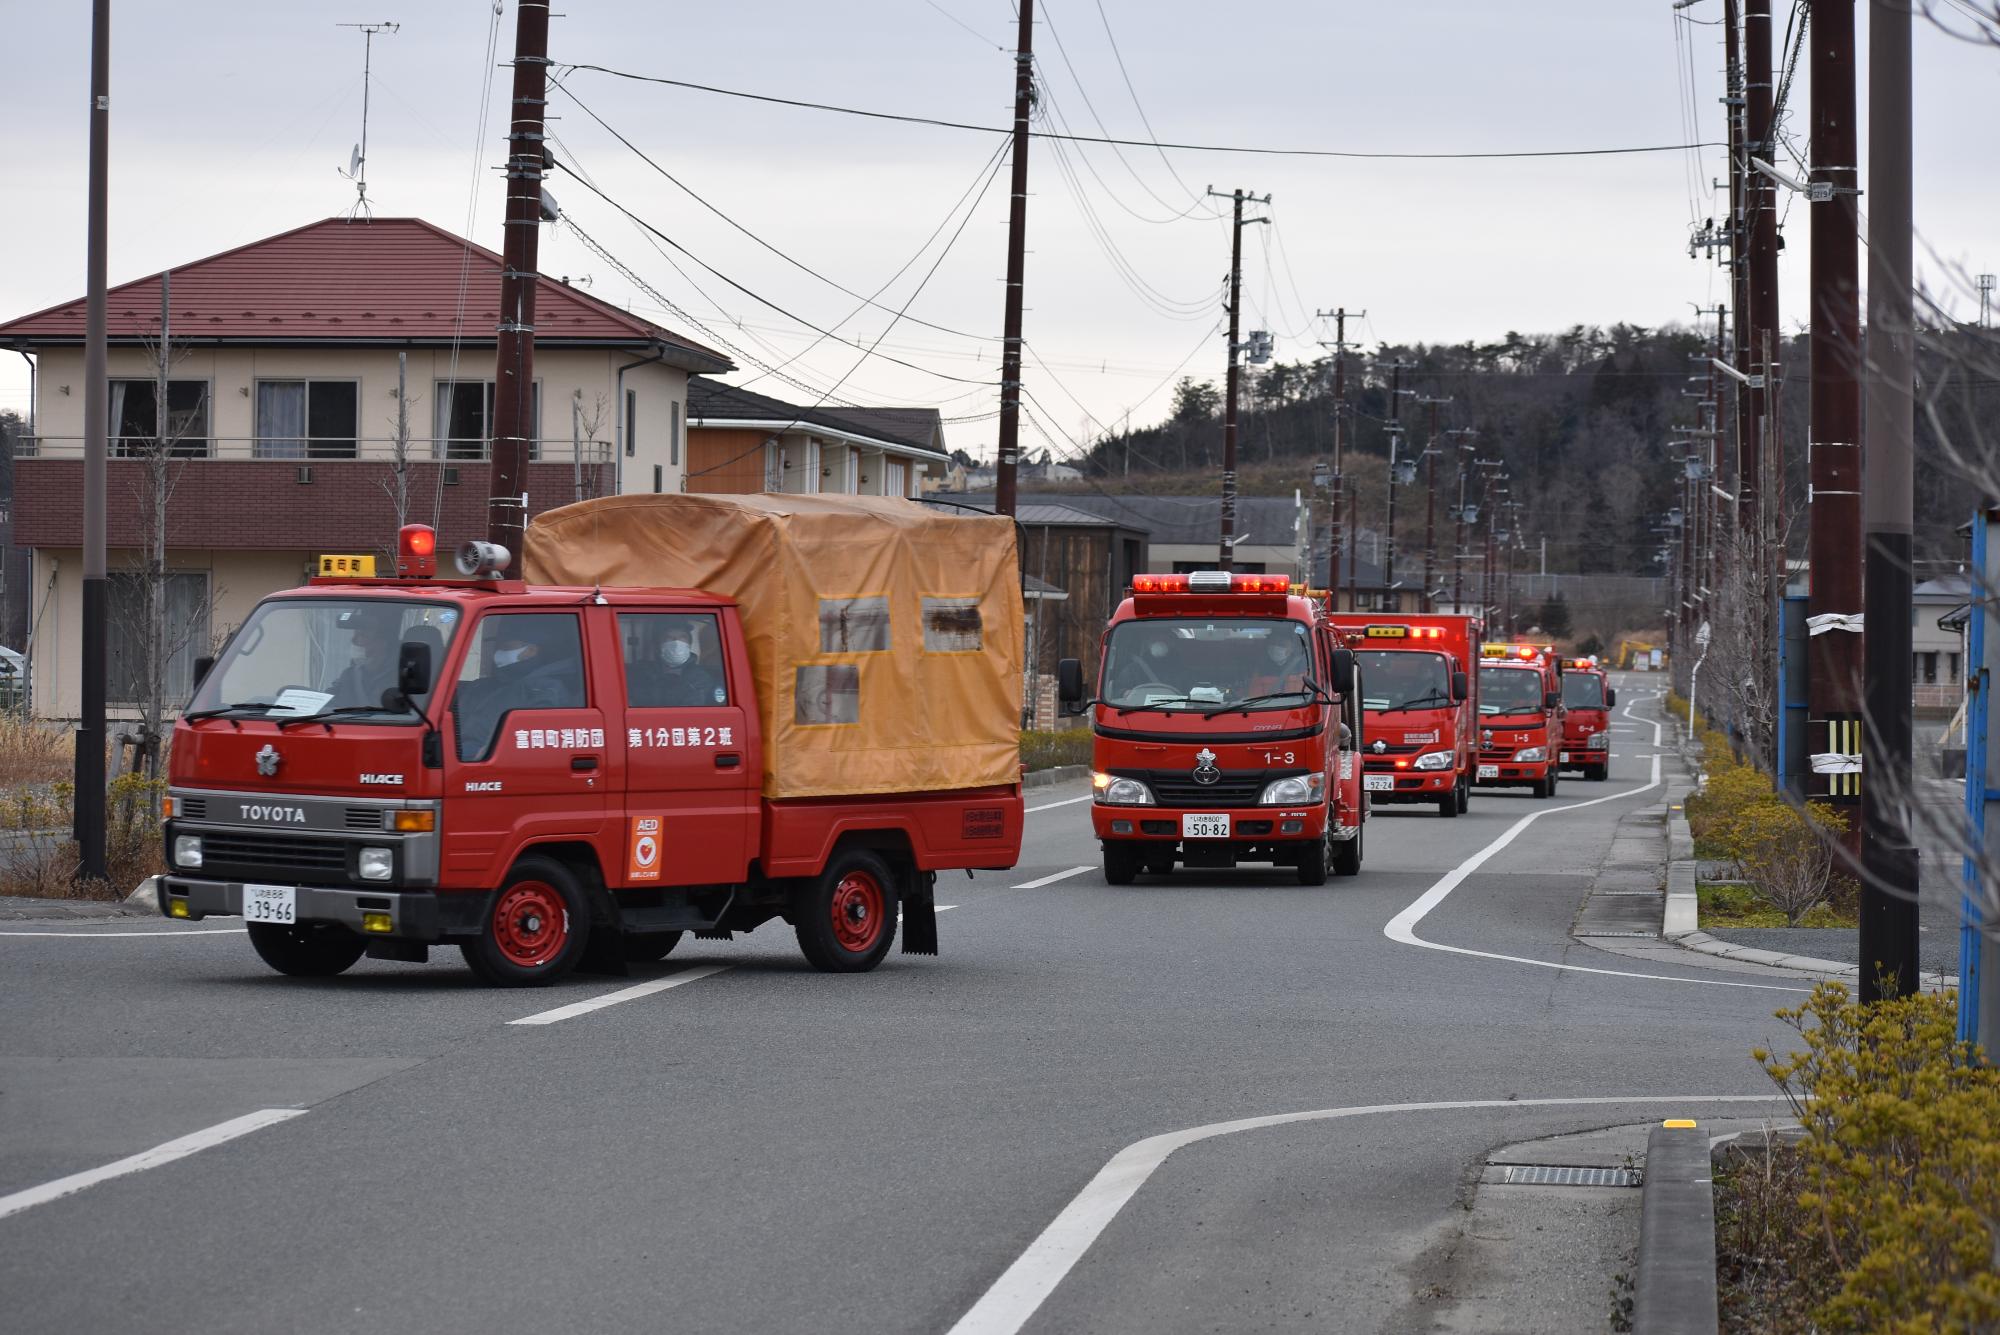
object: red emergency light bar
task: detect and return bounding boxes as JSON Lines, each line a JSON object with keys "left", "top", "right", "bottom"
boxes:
{"left": 1131, "top": 573, "right": 1292, "bottom": 596}
{"left": 398, "top": 524, "right": 438, "bottom": 579}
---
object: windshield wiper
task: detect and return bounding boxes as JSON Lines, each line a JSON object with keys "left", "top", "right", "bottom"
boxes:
{"left": 1201, "top": 679, "right": 1330, "bottom": 719}
{"left": 183, "top": 702, "right": 274, "bottom": 724}
{"left": 1108, "top": 694, "right": 1202, "bottom": 715}
{"left": 276, "top": 700, "right": 419, "bottom": 731}
{"left": 1375, "top": 690, "right": 1451, "bottom": 714}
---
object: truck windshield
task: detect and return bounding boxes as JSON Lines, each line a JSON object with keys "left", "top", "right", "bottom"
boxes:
{"left": 1356, "top": 651, "right": 1451, "bottom": 712}
{"left": 1562, "top": 673, "right": 1606, "bottom": 708}
{"left": 189, "top": 598, "right": 462, "bottom": 723}
{"left": 1478, "top": 665, "right": 1546, "bottom": 715}
{"left": 1101, "top": 617, "right": 1313, "bottom": 711}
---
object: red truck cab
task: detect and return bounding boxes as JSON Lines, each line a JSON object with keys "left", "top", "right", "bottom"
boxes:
{"left": 158, "top": 525, "right": 1023, "bottom": 985}
{"left": 1474, "top": 642, "right": 1567, "bottom": 799}
{"left": 1058, "top": 572, "right": 1365, "bottom": 885}
{"left": 1557, "top": 656, "right": 1616, "bottom": 782}
{"left": 1327, "top": 614, "right": 1481, "bottom": 818}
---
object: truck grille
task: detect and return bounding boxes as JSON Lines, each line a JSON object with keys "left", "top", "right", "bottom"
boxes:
{"left": 1119, "top": 769, "right": 1304, "bottom": 807}
{"left": 199, "top": 832, "right": 349, "bottom": 882}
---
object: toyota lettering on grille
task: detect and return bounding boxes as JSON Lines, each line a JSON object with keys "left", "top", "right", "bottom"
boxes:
{"left": 238, "top": 803, "right": 307, "bottom": 824}
{"left": 1191, "top": 747, "right": 1221, "bottom": 786}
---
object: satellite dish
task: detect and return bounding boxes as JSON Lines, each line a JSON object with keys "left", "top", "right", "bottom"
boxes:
{"left": 347, "top": 144, "right": 361, "bottom": 178}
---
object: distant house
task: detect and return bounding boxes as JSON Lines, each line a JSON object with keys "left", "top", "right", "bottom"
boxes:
{"left": 1915, "top": 572, "right": 1970, "bottom": 712}
{"left": 0, "top": 215, "right": 732, "bottom": 720}
{"left": 684, "top": 379, "right": 948, "bottom": 497}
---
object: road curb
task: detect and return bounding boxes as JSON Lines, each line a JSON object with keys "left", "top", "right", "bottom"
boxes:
{"left": 1632, "top": 1121, "right": 1719, "bottom": 1335}
{"left": 1023, "top": 764, "right": 1087, "bottom": 791}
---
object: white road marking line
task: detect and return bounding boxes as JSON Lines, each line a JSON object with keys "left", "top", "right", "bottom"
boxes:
{"left": 947, "top": 1092, "right": 1789, "bottom": 1335}
{"left": 1026, "top": 794, "right": 1093, "bottom": 813}
{"left": 0, "top": 928, "right": 245, "bottom": 938}
{"left": 0, "top": 1108, "right": 307, "bottom": 1224}
{"left": 1384, "top": 692, "right": 1805, "bottom": 993}
{"left": 508, "top": 964, "right": 731, "bottom": 1026}
{"left": 1013, "top": 865, "right": 1092, "bottom": 890}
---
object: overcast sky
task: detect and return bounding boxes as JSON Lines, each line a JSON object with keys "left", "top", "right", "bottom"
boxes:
{"left": 4, "top": 1, "right": 1994, "bottom": 456}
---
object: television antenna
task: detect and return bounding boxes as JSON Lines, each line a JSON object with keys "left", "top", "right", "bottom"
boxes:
{"left": 336, "top": 21, "right": 400, "bottom": 219}
{"left": 1979, "top": 273, "right": 1996, "bottom": 329}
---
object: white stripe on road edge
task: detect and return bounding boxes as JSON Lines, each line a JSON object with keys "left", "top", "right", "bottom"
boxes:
{"left": 1013, "top": 866, "right": 1092, "bottom": 890}
{"left": 946, "top": 1092, "right": 1788, "bottom": 1335}
{"left": 1027, "top": 794, "right": 1094, "bottom": 814}
{"left": 0, "top": 1108, "right": 307, "bottom": 1224}
{"left": 1385, "top": 693, "right": 1803, "bottom": 993}
{"left": 509, "top": 964, "right": 731, "bottom": 1026}
{"left": 0, "top": 928, "right": 245, "bottom": 938}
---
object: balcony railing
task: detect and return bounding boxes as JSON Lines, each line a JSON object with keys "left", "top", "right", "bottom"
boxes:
{"left": 18, "top": 435, "right": 616, "bottom": 464}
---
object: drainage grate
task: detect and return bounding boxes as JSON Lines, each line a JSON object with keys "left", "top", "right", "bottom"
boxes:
{"left": 1500, "top": 1164, "right": 1641, "bottom": 1188}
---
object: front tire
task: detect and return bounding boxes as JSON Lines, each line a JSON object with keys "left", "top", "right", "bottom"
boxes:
{"left": 1102, "top": 843, "right": 1140, "bottom": 886}
{"left": 459, "top": 856, "right": 591, "bottom": 987}
{"left": 1436, "top": 784, "right": 1458, "bottom": 818}
{"left": 1332, "top": 823, "right": 1363, "bottom": 877}
{"left": 247, "top": 921, "right": 365, "bottom": 978}
{"left": 1457, "top": 777, "right": 1470, "bottom": 813}
{"left": 1590, "top": 764, "right": 1609, "bottom": 782}
{"left": 793, "top": 850, "right": 899, "bottom": 973}
{"left": 1296, "top": 825, "right": 1329, "bottom": 885}
{"left": 1533, "top": 775, "right": 1554, "bottom": 799}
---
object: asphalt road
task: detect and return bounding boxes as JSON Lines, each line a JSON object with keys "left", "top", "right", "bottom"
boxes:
{"left": 0, "top": 681, "right": 1806, "bottom": 1334}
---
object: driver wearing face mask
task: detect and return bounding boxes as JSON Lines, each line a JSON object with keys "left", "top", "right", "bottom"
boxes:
{"left": 1109, "top": 627, "right": 1180, "bottom": 700}
{"left": 1247, "top": 632, "right": 1311, "bottom": 699}
{"left": 636, "top": 624, "right": 724, "bottom": 708}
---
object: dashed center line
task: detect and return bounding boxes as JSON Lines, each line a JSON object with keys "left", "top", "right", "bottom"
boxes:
{"left": 0, "top": 1108, "right": 307, "bottom": 1224}
{"left": 509, "top": 964, "right": 731, "bottom": 1026}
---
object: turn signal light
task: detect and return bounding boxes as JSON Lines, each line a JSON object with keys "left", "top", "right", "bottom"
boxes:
{"left": 392, "top": 810, "right": 436, "bottom": 833}
{"left": 160, "top": 796, "right": 174, "bottom": 820}
{"left": 361, "top": 912, "right": 394, "bottom": 934}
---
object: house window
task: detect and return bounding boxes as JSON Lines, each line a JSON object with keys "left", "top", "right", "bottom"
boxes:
{"left": 670, "top": 400, "right": 681, "bottom": 467}
{"left": 109, "top": 380, "right": 208, "bottom": 457}
{"left": 884, "top": 459, "right": 907, "bottom": 497}
{"left": 255, "top": 380, "right": 359, "bottom": 459}
{"left": 107, "top": 571, "right": 210, "bottom": 705}
{"left": 1916, "top": 652, "right": 1938, "bottom": 684}
{"left": 625, "top": 390, "right": 637, "bottom": 458}
{"left": 1950, "top": 651, "right": 1962, "bottom": 683}
{"left": 764, "top": 441, "right": 783, "bottom": 493}
{"left": 435, "top": 380, "right": 540, "bottom": 461}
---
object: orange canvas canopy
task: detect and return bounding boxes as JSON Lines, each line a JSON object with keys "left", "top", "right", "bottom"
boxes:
{"left": 524, "top": 493, "right": 1023, "bottom": 799}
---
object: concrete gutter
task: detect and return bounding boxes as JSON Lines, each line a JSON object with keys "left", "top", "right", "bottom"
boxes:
{"left": 1632, "top": 1121, "right": 1719, "bottom": 1334}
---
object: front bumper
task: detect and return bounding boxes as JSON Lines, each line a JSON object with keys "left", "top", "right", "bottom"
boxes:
{"left": 1360, "top": 766, "right": 1456, "bottom": 802}
{"left": 156, "top": 876, "right": 488, "bottom": 941}
{"left": 1090, "top": 803, "right": 1336, "bottom": 842}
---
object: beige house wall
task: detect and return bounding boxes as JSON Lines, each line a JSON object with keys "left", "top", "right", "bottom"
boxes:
{"left": 1146, "top": 542, "right": 1300, "bottom": 576}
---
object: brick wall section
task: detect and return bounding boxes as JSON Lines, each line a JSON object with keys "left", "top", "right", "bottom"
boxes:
{"left": 15, "top": 458, "right": 612, "bottom": 551}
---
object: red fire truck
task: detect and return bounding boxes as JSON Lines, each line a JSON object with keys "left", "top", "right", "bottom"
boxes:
{"left": 1474, "top": 642, "right": 1567, "bottom": 799}
{"left": 1557, "top": 656, "right": 1616, "bottom": 782}
{"left": 158, "top": 500, "right": 1025, "bottom": 985}
{"left": 1326, "top": 613, "right": 1481, "bottom": 818}
{"left": 1057, "top": 572, "right": 1365, "bottom": 885}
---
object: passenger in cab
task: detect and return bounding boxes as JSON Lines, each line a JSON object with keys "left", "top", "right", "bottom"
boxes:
{"left": 635, "top": 622, "right": 724, "bottom": 707}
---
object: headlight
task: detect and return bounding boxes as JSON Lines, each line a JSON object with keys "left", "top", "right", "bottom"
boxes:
{"left": 1259, "top": 773, "right": 1325, "bottom": 806}
{"left": 1412, "top": 750, "right": 1455, "bottom": 771}
{"left": 357, "top": 847, "right": 395, "bottom": 881}
{"left": 1513, "top": 747, "right": 1547, "bottom": 763}
{"left": 1589, "top": 733, "right": 1611, "bottom": 750}
{"left": 173, "top": 834, "right": 202, "bottom": 869}
{"left": 1097, "top": 777, "right": 1155, "bottom": 806}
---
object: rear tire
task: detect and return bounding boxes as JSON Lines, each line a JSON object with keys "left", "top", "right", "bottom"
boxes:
{"left": 793, "top": 850, "right": 899, "bottom": 973}
{"left": 1102, "top": 844, "right": 1140, "bottom": 886}
{"left": 1332, "top": 823, "right": 1363, "bottom": 877}
{"left": 247, "top": 921, "right": 365, "bottom": 978}
{"left": 623, "top": 931, "right": 683, "bottom": 963}
{"left": 459, "top": 856, "right": 590, "bottom": 987}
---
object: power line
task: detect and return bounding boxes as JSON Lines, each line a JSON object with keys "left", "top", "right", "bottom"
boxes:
{"left": 558, "top": 63, "right": 1729, "bottom": 160}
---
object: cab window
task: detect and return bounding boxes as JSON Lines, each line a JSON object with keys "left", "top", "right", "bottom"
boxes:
{"left": 450, "top": 612, "right": 587, "bottom": 761}
{"left": 620, "top": 613, "right": 729, "bottom": 708}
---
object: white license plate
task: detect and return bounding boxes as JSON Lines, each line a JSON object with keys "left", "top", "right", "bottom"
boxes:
{"left": 1560, "top": 752, "right": 1571, "bottom": 763}
{"left": 1364, "top": 774, "right": 1394, "bottom": 792}
{"left": 242, "top": 883, "right": 297, "bottom": 925}
{"left": 1181, "top": 814, "right": 1231, "bottom": 839}
{"left": 1477, "top": 764, "right": 1500, "bottom": 780}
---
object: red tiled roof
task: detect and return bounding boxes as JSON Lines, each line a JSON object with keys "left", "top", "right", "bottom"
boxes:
{"left": 0, "top": 216, "right": 730, "bottom": 369}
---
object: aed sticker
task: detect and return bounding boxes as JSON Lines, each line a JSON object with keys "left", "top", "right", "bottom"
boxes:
{"left": 627, "top": 816, "right": 664, "bottom": 882}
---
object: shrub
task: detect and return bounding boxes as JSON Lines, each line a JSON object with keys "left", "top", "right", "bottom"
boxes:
{"left": 1020, "top": 727, "right": 1092, "bottom": 772}
{"left": 0, "top": 716, "right": 73, "bottom": 788}
{"left": 1756, "top": 984, "right": 2000, "bottom": 1332}
{"left": 1734, "top": 800, "right": 1848, "bottom": 926}
{"left": 1686, "top": 762, "right": 1772, "bottom": 862}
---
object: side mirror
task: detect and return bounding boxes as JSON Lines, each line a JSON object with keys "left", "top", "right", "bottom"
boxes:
{"left": 398, "top": 641, "right": 435, "bottom": 699}
{"left": 1544, "top": 690, "right": 1560, "bottom": 710}
{"left": 1605, "top": 687, "right": 1617, "bottom": 707}
{"left": 1328, "top": 647, "right": 1356, "bottom": 697}
{"left": 1057, "top": 657, "right": 1085, "bottom": 713}
{"left": 192, "top": 655, "right": 216, "bottom": 688}
{"left": 1451, "top": 671, "right": 1469, "bottom": 702}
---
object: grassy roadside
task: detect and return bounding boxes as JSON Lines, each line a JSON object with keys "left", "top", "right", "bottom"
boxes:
{"left": 1021, "top": 728, "right": 1091, "bottom": 773}
{"left": 1698, "top": 882, "right": 1858, "bottom": 930}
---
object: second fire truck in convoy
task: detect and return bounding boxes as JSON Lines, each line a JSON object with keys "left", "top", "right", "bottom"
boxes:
{"left": 1557, "top": 656, "right": 1616, "bottom": 781}
{"left": 1059, "top": 572, "right": 1365, "bottom": 885}
{"left": 1474, "top": 642, "right": 1567, "bottom": 799}
{"left": 1326, "top": 613, "right": 1481, "bottom": 818}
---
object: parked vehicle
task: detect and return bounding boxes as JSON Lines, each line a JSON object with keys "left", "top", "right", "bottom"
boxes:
{"left": 158, "top": 496, "right": 1026, "bottom": 984}
{"left": 1058, "top": 572, "right": 1364, "bottom": 885}
{"left": 1327, "top": 614, "right": 1481, "bottom": 817}
{"left": 1557, "top": 656, "right": 1616, "bottom": 782}
{"left": 1474, "top": 642, "right": 1567, "bottom": 799}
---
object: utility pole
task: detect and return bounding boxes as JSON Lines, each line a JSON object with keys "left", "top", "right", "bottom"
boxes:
{"left": 488, "top": 0, "right": 550, "bottom": 555}
{"left": 1743, "top": 0, "right": 1779, "bottom": 546}
{"left": 994, "top": 0, "right": 1034, "bottom": 519}
{"left": 1446, "top": 432, "right": 1478, "bottom": 613}
{"left": 1347, "top": 484, "right": 1360, "bottom": 610}
{"left": 1383, "top": 364, "right": 1414, "bottom": 609}
{"left": 1317, "top": 308, "right": 1362, "bottom": 608}
{"left": 1209, "top": 188, "right": 1270, "bottom": 568}
{"left": 1860, "top": 0, "right": 1918, "bottom": 1001}
{"left": 1723, "top": 0, "right": 1752, "bottom": 537}
{"left": 1808, "top": 0, "right": 1864, "bottom": 854}
{"left": 75, "top": 0, "right": 110, "bottom": 882}
{"left": 1418, "top": 395, "right": 1451, "bottom": 611}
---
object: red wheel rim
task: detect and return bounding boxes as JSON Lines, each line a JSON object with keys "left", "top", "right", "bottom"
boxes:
{"left": 829, "top": 870, "right": 886, "bottom": 953}
{"left": 492, "top": 880, "right": 569, "bottom": 968}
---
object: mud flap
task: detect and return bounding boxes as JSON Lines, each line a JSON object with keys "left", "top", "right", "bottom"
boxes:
{"left": 901, "top": 872, "right": 939, "bottom": 956}
{"left": 576, "top": 924, "right": 631, "bottom": 976}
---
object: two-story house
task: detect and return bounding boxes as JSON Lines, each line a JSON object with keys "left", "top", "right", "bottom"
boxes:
{"left": 684, "top": 380, "right": 948, "bottom": 497}
{"left": 0, "top": 215, "right": 731, "bottom": 719}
